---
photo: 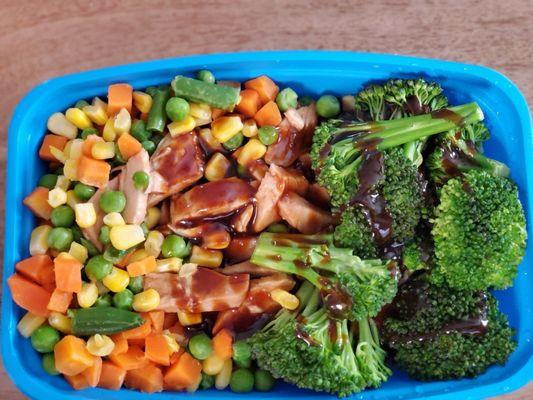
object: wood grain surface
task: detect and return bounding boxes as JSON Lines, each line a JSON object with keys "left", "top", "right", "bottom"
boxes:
{"left": 0, "top": 0, "right": 531, "bottom": 398}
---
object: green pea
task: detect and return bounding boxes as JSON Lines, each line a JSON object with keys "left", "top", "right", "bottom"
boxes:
{"left": 165, "top": 97, "right": 190, "bottom": 122}
{"left": 142, "top": 140, "right": 156, "bottom": 155}
{"left": 85, "top": 255, "right": 113, "bottom": 281}
{"left": 31, "top": 325, "right": 60, "bottom": 353}
{"left": 71, "top": 225, "right": 83, "bottom": 243}
{"left": 131, "top": 119, "right": 152, "bottom": 142}
{"left": 276, "top": 87, "right": 298, "bottom": 112}
{"left": 145, "top": 86, "right": 158, "bottom": 97}
{"left": 42, "top": 353, "right": 59, "bottom": 375}
{"left": 232, "top": 340, "right": 252, "bottom": 368}
{"left": 223, "top": 132, "right": 244, "bottom": 151}
{"left": 38, "top": 174, "right": 58, "bottom": 190}
{"left": 113, "top": 144, "right": 126, "bottom": 166}
{"left": 99, "top": 226, "right": 110, "bottom": 245}
{"left": 46, "top": 227, "right": 73, "bottom": 251}
{"left": 113, "top": 289, "right": 134, "bottom": 310}
{"left": 133, "top": 171, "right": 150, "bottom": 191}
{"left": 99, "top": 190, "right": 126, "bottom": 213}
{"left": 266, "top": 223, "right": 289, "bottom": 233}
{"left": 316, "top": 94, "right": 340, "bottom": 118}
{"left": 94, "top": 293, "right": 112, "bottom": 307}
{"left": 161, "top": 235, "right": 190, "bottom": 258}
{"left": 197, "top": 70, "right": 215, "bottom": 84}
{"left": 50, "top": 205, "right": 75, "bottom": 227}
{"left": 199, "top": 372, "right": 215, "bottom": 390}
{"left": 80, "top": 127, "right": 99, "bottom": 140}
{"left": 299, "top": 95, "right": 314, "bottom": 106}
{"left": 230, "top": 368, "right": 254, "bottom": 393}
{"left": 188, "top": 333, "right": 212, "bottom": 360}
{"left": 75, "top": 99, "right": 90, "bottom": 109}
{"left": 254, "top": 369, "right": 275, "bottom": 391}
{"left": 73, "top": 182, "right": 95, "bottom": 201}
{"left": 128, "top": 276, "right": 144, "bottom": 294}
{"left": 258, "top": 126, "right": 279, "bottom": 146}
{"left": 80, "top": 238, "right": 99, "bottom": 257}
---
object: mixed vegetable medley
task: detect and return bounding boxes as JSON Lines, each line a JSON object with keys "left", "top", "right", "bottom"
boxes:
{"left": 8, "top": 69, "right": 526, "bottom": 396}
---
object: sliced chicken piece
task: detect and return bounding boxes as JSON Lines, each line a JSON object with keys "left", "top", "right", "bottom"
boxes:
{"left": 148, "top": 132, "right": 204, "bottom": 206}
{"left": 222, "top": 260, "right": 277, "bottom": 277}
{"left": 270, "top": 164, "right": 308, "bottom": 195}
{"left": 284, "top": 108, "right": 304, "bottom": 130}
{"left": 213, "top": 273, "right": 295, "bottom": 335}
{"left": 278, "top": 191, "right": 334, "bottom": 234}
{"left": 247, "top": 159, "right": 269, "bottom": 181}
{"left": 144, "top": 265, "right": 249, "bottom": 313}
{"left": 224, "top": 236, "right": 258, "bottom": 264}
{"left": 149, "top": 171, "right": 168, "bottom": 193}
{"left": 231, "top": 204, "right": 254, "bottom": 233}
{"left": 170, "top": 177, "right": 255, "bottom": 225}
{"left": 120, "top": 149, "right": 150, "bottom": 225}
{"left": 170, "top": 222, "right": 231, "bottom": 250}
{"left": 307, "top": 183, "right": 332, "bottom": 209}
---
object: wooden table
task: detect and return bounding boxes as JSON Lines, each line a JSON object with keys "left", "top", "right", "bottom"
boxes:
{"left": 0, "top": 0, "right": 531, "bottom": 398}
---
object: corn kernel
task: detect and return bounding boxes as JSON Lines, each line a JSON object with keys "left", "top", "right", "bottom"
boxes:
{"left": 168, "top": 116, "right": 196, "bottom": 137}
{"left": 114, "top": 108, "right": 132, "bottom": 134}
{"left": 75, "top": 203, "right": 97, "bottom": 228}
{"left": 132, "top": 289, "right": 160, "bottom": 312}
{"left": 65, "top": 139, "right": 84, "bottom": 160}
{"left": 65, "top": 107, "right": 93, "bottom": 130}
{"left": 186, "top": 373, "right": 203, "bottom": 393}
{"left": 103, "top": 267, "right": 130, "bottom": 292}
{"left": 189, "top": 246, "right": 222, "bottom": 268}
{"left": 86, "top": 334, "right": 115, "bottom": 357}
{"left": 47, "top": 112, "right": 78, "bottom": 139}
{"left": 48, "top": 187, "right": 67, "bottom": 208}
{"left": 204, "top": 153, "right": 231, "bottom": 182}
{"left": 155, "top": 257, "right": 182, "bottom": 273}
{"left": 103, "top": 117, "right": 117, "bottom": 142}
{"left": 17, "top": 312, "right": 46, "bottom": 338}
{"left": 30, "top": 225, "right": 52, "bottom": 255}
{"left": 110, "top": 224, "right": 145, "bottom": 250}
{"left": 145, "top": 231, "right": 164, "bottom": 258}
{"left": 162, "top": 333, "right": 180, "bottom": 354}
{"left": 77, "top": 282, "right": 99, "bottom": 308}
{"left": 271, "top": 288, "right": 299, "bottom": 310}
{"left": 133, "top": 91, "right": 153, "bottom": 114}
{"left": 144, "top": 207, "right": 161, "bottom": 229}
{"left": 215, "top": 359, "right": 233, "bottom": 390}
{"left": 203, "top": 353, "right": 225, "bottom": 375}
{"left": 66, "top": 190, "right": 81, "bottom": 209}
{"left": 49, "top": 146, "right": 67, "bottom": 163}
{"left": 55, "top": 175, "right": 71, "bottom": 191}
{"left": 242, "top": 119, "right": 258, "bottom": 138}
{"left": 103, "top": 212, "right": 125, "bottom": 227}
{"left": 48, "top": 311, "right": 72, "bottom": 334}
{"left": 69, "top": 241, "right": 88, "bottom": 263}
{"left": 177, "top": 310, "right": 202, "bottom": 326}
{"left": 198, "top": 128, "right": 222, "bottom": 151}
{"left": 95, "top": 280, "right": 109, "bottom": 295}
{"left": 237, "top": 138, "right": 266, "bottom": 166}
{"left": 83, "top": 97, "right": 108, "bottom": 126}
{"left": 211, "top": 116, "right": 243, "bottom": 143}
{"left": 91, "top": 141, "right": 115, "bottom": 160}
{"left": 128, "top": 249, "right": 149, "bottom": 263}
{"left": 63, "top": 159, "right": 79, "bottom": 181}
{"left": 194, "top": 117, "right": 211, "bottom": 127}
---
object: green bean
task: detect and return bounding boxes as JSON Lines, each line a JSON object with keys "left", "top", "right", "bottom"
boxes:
{"left": 147, "top": 87, "right": 171, "bottom": 133}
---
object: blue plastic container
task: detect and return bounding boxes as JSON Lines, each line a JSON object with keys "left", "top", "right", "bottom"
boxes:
{"left": 2, "top": 51, "right": 532, "bottom": 399}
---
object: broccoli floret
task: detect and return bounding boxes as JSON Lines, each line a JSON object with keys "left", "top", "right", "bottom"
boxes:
{"left": 355, "top": 318, "right": 391, "bottom": 388}
{"left": 251, "top": 233, "right": 397, "bottom": 321}
{"left": 431, "top": 170, "right": 526, "bottom": 290}
{"left": 334, "top": 208, "right": 378, "bottom": 258}
{"left": 402, "top": 236, "right": 434, "bottom": 272}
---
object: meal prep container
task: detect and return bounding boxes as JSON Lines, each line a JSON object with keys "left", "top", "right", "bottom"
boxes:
{"left": 3, "top": 50, "right": 532, "bottom": 399}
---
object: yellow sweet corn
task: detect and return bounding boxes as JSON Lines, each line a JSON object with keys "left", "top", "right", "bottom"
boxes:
{"left": 77, "top": 282, "right": 99, "bottom": 308}
{"left": 91, "top": 141, "right": 115, "bottom": 160}
{"left": 215, "top": 359, "right": 233, "bottom": 390}
{"left": 155, "top": 257, "right": 182, "bottom": 273}
{"left": 83, "top": 97, "right": 108, "bottom": 126}
{"left": 242, "top": 119, "right": 258, "bottom": 138}
{"left": 271, "top": 288, "right": 300, "bottom": 310}
{"left": 75, "top": 203, "right": 97, "bottom": 228}
{"left": 211, "top": 116, "right": 243, "bottom": 143}
{"left": 86, "top": 334, "right": 115, "bottom": 357}
{"left": 55, "top": 175, "right": 71, "bottom": 191}
{"left": 48, "top": 187, "right": 67, "bottom": 208}
{"left": 132, "top": 91, "right": 153, "bottom": 114}
{"left": 144, "top": 230, "right": 164, "bottom": 258}
{"left": 103, "top": 117, "right": 118, "bottom": 142}
{"left": 128, "top": 249, "right": 149, "bottom": 263}
{"left": 132, "top": 289, "right": 160, "bottom": 312}
{"left": 63, "top": 159, "right": 78, "bottom": 181}
{"left": 198, "top": 128, "right": 222, "bottom": 150}
{"left": 114, "top": 108, "right": 132, "bottom": 134}
{"left": 47, "top": 112, "right": 78, "bottom": 139}
{"left": 189, "top": 246, "right": 222, "bottom": 268}
{"left": 49, "top": 146, "right": 67, "bottom": 163}
{"left": 65, "top": 138, "right": 84, "bottom": 159}
{"left": 17, "top": 312, "right": 46, "bottom": 338}
{"left": 103, "top": 267, "right": 130, "bottom": 292}
{"left": 110, "top": 224, "right": 145, "bottom": 250}
{"left": 177, "top": 310, "right": 202, "bottom": 326}
{"left": 168, "top": 116, "right": 196, "bottom": 137}
{"left": 205, "top": 153, "right": 231, "bottom": 182}
{"left": 69, "top": 241, "right": 88, "bottom": 263}
{"left": 103, "top": 212, "right": 125, "bottom": 227}
{"left": 30, "top": 225, "right": 52, "bottom": 255}
{"left": 48, "top": 312, "right": 72, "bottom": 334}
{"left": 203, "top": 353, "right": 225, "bottom": 375}
{"left": 162, "top": 333, "right": 180, "bottom": 354}
{"left": 66, "top": 190, "right": 81, "bottom": 209}
{"left": 65, "top": 107, "right": 93, "bottom": 130}
{"left": 144, "top": 207, "right": 161, "bottom": 229}
{"left": 237, "top": 138, "right": 266, "bottom": 166}
{"left": 189, "top": 103, "right": 212, "bottom": 120}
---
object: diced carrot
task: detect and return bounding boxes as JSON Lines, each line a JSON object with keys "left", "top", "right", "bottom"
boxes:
{"left": 143, "top": 310, "right": 165, "bottom": 333}
{"left": 211, "top": 108, "right": 226, "bottom": 120}
{"left": 128, "top": 338, "right": 146, "bottom": 348}
{"left": 163, "top": 352, "right": 202, "bottom": 390}
{"left": 127, "top": 256, "right": 156, "bottom": 277}
{"left": 7, "top": 273, "right": 51, "bottom": 317}
{"left": 108, "top": 345, "right": 149, "bottom": 371}
{"left": 236, "top": 89, "right": 262, "bottom": 117}
{"left": 39, "top": 134, "right": 69, "bottom": 161}
{"left": 82, "top": 355, "right": 102, "bottom": 387}
{"left": 117, "top": 133, "right": 142, "bottom": 160}
{"left": 77, "top": 155, "right": 110, "bottom": 188}
{"left": 65, "top": 372, "right": 89, "bottom": 390}
{"left": 145, "top": 334, "right": 171, "bottom": 366}
{"left": 81, "top": 134, "right": 104, "bottom": 157}
{"left": 169, "top": 348, "right": 184, "bottom": 365}
{"left": 107, "top": 83, "right": 133, "bottom": 116}
{"left": 47, "top": 288, "right": 73, "bottom": 313}
{"left": 15, "top": 254, "right": 55, "bottom": 287}
{"left": 124, "top": 363, "right": 163, "bottom": 393}
{"left": 163, "top": 313, "right": 178, "bottom": 330}
{"left": 212, "top": 329, "right": 233, "bottom": 360}
{"left": 54, "top": 255, "right": 82, "bottom": 293}
{"left": 111, "top": 334, "right": 129, "bottom": 356}
{"left": 98, "top": 361, "right": 126, "bottom": 390}
{"left": 23, "top": 187, "right": 53, "bottom": 220}
{"left": 121, "top": 320, "right": 152, "bottom": 340}
{"left": 244, "top": 75, "right": 279, "bottom": 104}
{"left": 254, "top": 101, "right": 282, "bottom": 127}
{"left": 54, "top": 335, "right": 95, "bottom": 376}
